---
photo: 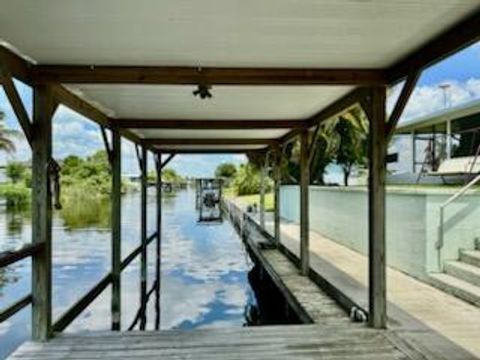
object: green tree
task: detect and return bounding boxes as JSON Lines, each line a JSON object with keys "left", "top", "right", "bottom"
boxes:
{"left": 61, "top": 155, "right": 84, "bottom": 176}
{"left": 333, "top": 108, "right": 368, "bottom": 186}
{"left": 162, "top": 168, "right": 183, "bottom": 184}
{"left": 215, "top": 163, "right": 237, "bottom": 179}
{"left": 233, "top": 163, "right": 272, "bottom": 195}
{"left": 310, "top": 120, "right": 337, "bottom": 185}
{"left": 0, "top": 110, "right": 16, "bottom": 153}
{"left": 60, "top": 150, "right": 111, "bottom": 195}
{"left": 5, "top": 161, "right": 27, "bottom": 183}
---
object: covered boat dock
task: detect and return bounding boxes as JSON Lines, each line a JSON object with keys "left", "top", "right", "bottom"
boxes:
{"left": 1, "top": 1, "right": 480, "bottom": 359}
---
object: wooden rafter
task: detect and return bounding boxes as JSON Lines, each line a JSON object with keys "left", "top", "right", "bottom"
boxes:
{"left": 50, "top": 85, "right": 144, "bottom": 146}
{"left": 51, "top": 85, "right": 109, "bottom": 126}
{"left": 142, "top": 138, "right": 277, "bottom": 146}
{"left": 0, "top": 46, "right": 31, "bottom": 84}
{"left": 151, "top": 148, "right": 260, "bottom": 154}
{"left": 113, "top": 119, "right": 306, "bottom": 130}
{"left": 31, "top": 66, "right": 386, "bottom": 86}
{"left": 387, "top": 9, "right": 480, "bottom": 83}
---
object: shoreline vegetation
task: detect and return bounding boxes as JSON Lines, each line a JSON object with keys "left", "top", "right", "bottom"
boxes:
{"left": 0, "top": 150, "right": 185, "bottom": 229}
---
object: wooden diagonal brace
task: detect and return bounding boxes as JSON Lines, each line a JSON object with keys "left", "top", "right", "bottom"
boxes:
{"left": 385, "top": 71, "right": 421, "bottom": 141}
{"left": 160, "top": 153, "right": 175, "bottom": 170}
{"left": 100, "top": 126, "right": 114, "bottom": 167}
{"left": 308, "top": 123, "right": 321, "bottom": 168}
{"left": 1, "top": 66, "right": 33, "bottom": 147}
{"left": 135, "top": 144, "right": 146, "bottom": 173}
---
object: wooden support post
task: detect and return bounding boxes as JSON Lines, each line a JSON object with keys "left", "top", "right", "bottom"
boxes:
{"left": 111, "top": 130, "right": 121, "bottom": 330}
{"left": 135, "top": 145, "right": 148, "bottom": 330}
{"left": 412, "top": 131, "right": 417, "bottom": 173}
{"left": 139, "top": 146, "right": 148, "bottom": 330}
{"left": 154, "top": 153, "right": 162, "bottom": 331}
{"left": 273, "top": 145, "right": 281, "bottom": 244}
{"left": 366, "top": 86, "right": 388, "bottom": 329}
{"left": 31, "top": 85, "right": 54, "bottom": 341}
{"left": 259, "top": 154, "right": 266, "bottom": 230}
{"left": 300, "top": 130, "right": 310, "bottom": 276}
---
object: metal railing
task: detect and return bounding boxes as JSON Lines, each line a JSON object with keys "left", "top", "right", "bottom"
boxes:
{"left": 437, "top": 173, "right": 480, "bottom": 250}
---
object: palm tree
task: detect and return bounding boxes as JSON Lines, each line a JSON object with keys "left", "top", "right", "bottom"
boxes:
{"left": 0, "top": 110, "right": 16, "bottom": 153}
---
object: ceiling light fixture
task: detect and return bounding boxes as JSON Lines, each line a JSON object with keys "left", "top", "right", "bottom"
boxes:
{"left": 193, "top": 84, "right": 213, "bottom": 99}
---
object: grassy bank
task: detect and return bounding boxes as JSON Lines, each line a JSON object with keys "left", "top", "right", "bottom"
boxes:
{"left": 224, "top": 188, "right": 274, "bottom": 211}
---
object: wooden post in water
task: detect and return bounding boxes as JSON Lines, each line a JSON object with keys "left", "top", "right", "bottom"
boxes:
{"left": 259, "top": 153, "right": 266, "bottom": 230}
{"left": 366, "top": 86, "right": 387, "bottom": 329}
{"left": 111, "top": 130, "right": 122, "bottom": 330}
{"left": 273, "top": 145, "right": 281, "bottom": 244}
{"left": 155, "top": 152, "right": 162, "bottom": 330}
{"left": 31, "top": 85, "right": 55, "bottom": 340}
{"left": 140, "top": 147, "right": 148, "bottom": 330}
{"left": 300, "top": 130, "right": 310, "bottom": 276}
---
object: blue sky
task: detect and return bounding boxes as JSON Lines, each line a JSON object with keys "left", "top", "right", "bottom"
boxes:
{"left": 1, "top": 42, "right": 480, "bottom": 177}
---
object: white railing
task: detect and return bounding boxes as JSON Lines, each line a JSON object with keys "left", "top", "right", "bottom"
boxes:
{"left": 437, "top": 173, "right": 480, "bottom": 250}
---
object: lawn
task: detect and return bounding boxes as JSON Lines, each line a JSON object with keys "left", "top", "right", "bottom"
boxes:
{"left": 224, "top": 188, "right": 274, "bottom": 211}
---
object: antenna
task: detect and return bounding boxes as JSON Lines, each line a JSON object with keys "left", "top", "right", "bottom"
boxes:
{"left": 439, "top": 83, "right": 451, "bottom": 108}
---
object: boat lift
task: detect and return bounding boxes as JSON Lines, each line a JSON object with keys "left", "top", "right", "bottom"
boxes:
{"left": 195, "top": 178, "right": 223, "bottom": 223}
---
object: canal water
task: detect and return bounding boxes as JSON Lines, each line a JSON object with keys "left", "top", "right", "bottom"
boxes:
{"left": 0, "top": 189, "right": 297, "bottom": 359}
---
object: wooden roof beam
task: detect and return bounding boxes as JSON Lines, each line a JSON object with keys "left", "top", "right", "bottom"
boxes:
{"left": 31, "top": 66, "right": 386, "bottom": 86}
{"left": 387, "top": 9, "right": 480, "bottom": 83}
{"left": 113, "top": 119, "right": 307, "bottom": 130}
{"left": 151, "top": 148, "right": 262, "bottom": 154}
{"left": 50, "top": 85, "right": 144, "bottom": 146}
{"left": 0, "top": 45, "right": 32, "bottom": 84}
{"left": 142, "top": 138, "right": 278, "bottom": 146}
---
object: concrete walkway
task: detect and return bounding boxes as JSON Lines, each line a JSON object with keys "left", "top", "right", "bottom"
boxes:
{"left": 246, "top": 209, "right": 480, "bottom": 358}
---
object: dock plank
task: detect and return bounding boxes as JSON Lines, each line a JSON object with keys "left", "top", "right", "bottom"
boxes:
{"left": 9, "top": 324, "right": 410, "bottom": 360}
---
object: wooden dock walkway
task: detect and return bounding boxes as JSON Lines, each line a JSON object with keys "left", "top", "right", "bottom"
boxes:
{"left": 9, "top": 324, "right": 413, "bottom": 360}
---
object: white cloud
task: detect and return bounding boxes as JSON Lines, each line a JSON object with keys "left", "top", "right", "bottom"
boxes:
{"left": 398, "top": 78, "right": 480, "bottom": 123}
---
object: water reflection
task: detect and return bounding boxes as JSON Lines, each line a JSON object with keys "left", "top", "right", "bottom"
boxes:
{"left": 0, "top": 189, "right": 295, "bottom": 359}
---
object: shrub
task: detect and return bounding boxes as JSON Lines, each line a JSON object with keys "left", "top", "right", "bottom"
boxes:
{"left": 0, "top": 184, "right": 30, "bottom": 209}
{"left": 5, "top": 162, "right": 27, "bottom": 184}
{"left": 233, "top": 163, "right": 272, "bottom": 196}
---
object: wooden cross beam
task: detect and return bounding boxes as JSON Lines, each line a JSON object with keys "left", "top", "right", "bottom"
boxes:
{"left": 31, "top": 66, "right": 387, "bottom": 86}
{"left": 150, "top": 148, "right": 258, "bottom": 154}
{"left": 112, "top": 119, "right": 307, "bottom": 130}
{"left": 142, "top": 138, "right": 278, "bottom": 146}
{"left": 387, "top": 9, "right": 480, "bottom": 83}
{"left": 0, "top": 46, "right": 31, "bottom": 83}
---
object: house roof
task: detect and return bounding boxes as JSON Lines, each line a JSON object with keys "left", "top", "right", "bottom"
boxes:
{"left": 395, "top": 98, "right": 480, "bottom": 134}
